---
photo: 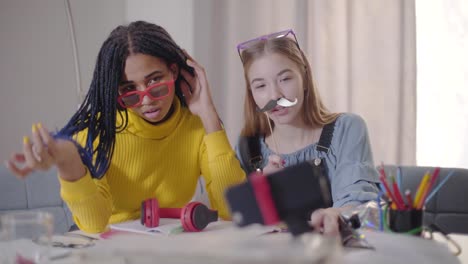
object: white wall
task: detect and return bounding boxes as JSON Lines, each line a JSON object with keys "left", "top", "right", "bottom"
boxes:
{"left": 0, "top": 0, "right": 124, "bottom": 162}
{"left": 125, "top": 0, "right": 194, "bottom": 54}
{"left": 68, "top": 0, "right": 126, "bottom": 99}
{"left": 416, "top": 0, "right": 468, "bottom": 169}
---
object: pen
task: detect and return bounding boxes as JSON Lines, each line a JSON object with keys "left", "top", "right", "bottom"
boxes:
{"left": 424, "top": 170, "right": 455, "bottom": 203}
{"left": 391, "top": 176, "right": 406, "bottom": 210}
{"left": 379, "top": 162, "right": 387, "bottom": 179}
{"left": 417, "top": 167, "right": 440, "bottom": 209}
{"left": 380, "top": 175, "right": 399, "bottom": 210}
{"left": 405, "top": 190, "right": 413, "bottom": 209}
{"left": 377, "top": 191, "right": 384, "bottom": 231}
{"left": 397, "top": 166, "right": 402, "bottom": 191}
{"left": 413, "top": 171, "right": 430, "bottom": 208}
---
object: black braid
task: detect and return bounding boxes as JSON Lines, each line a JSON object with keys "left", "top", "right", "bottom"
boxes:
{"left": 56, "top": 21, "right": 193, "bottom": 179}
{"left": 127, "top": 21, "right": 193, "bottom": 104}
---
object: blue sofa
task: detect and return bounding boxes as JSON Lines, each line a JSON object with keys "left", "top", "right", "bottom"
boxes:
{"left": 0, "top": 166, "right": 74, "bottom": 234}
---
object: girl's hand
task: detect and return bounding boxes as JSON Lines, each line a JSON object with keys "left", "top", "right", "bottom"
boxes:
{"left": 310, "top": 207, "right": 341, "bottom": 236}
{"left": 5, "top": 124, "right": 86, "bottom": 182}
{"left": 262, "top": 154, "right": 285, "bottom": 175}
{"left": 179, "top": 51, "right": 221, "bottom": 133}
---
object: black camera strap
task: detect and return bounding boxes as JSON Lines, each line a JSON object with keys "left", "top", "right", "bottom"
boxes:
{"left": 239, "top": 118, "right": 338, "bottom": 174}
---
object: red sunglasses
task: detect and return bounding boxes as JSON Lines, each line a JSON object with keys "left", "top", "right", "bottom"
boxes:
{"left": 117, "top": 79, "right": 175, "bottom": 108}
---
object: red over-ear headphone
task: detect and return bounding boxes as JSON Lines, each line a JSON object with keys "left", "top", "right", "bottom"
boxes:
{"left": 140, "top": 198, "right": 218, "bottom": 232}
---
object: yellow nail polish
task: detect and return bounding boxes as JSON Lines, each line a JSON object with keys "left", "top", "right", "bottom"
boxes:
{"left": 37, "top": 123, "right": 42, "bottom": 129}
{"left": 23, "top": 136, "right": 30, "bottom": 144}
{"left": 32, "top": 124, "right": 37, "bottom": 133}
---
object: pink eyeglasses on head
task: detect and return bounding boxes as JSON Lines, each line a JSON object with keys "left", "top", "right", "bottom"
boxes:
{"left": 236, "top": 29, "right": 300, "bottom": 63}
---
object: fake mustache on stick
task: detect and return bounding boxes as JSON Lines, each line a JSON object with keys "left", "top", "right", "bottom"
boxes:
{"left": 257, "top": 98, "right": 298, "bottom": 112}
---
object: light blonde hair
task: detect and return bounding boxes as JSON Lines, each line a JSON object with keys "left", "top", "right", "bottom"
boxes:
{"left": 239, "top": 36, "right": 340, "bottom": 137}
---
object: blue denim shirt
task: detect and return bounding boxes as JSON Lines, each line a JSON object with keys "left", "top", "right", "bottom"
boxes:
{"left": 236, "top": 113, "right": 380, "bottom": 208}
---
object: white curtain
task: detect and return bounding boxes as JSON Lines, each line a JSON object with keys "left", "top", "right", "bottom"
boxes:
{"left": 415, "top": 0, "right": 468, "bottom": 169}
{"left": 193, "top": 0, "right": 416, "bottom": 165}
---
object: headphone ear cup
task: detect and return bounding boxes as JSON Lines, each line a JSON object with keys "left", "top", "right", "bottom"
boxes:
{"left": 180, "top": 202, "right": 218, "bottom": 232}
{"left": 151, "top": 198, "right": 160, "bottom": 227}
{"left": 142, "top": 198, "right": 160, "bottom": 228}
{"left": 192, "top": 203, "right": 218, "bottom": 231}
{"left": 146, "top": 199, "right": 152, "bottom": 227}
{"left": 150, "top": 198, "right": 160, "bottom": 227}
{"left": 180, "top": 202, "right": 201, "bottom": 232}
{"left": 140, "top": 200, "right": 145, "bottom": 225}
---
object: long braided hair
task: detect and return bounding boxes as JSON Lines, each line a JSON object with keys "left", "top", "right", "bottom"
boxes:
{"left": 57, "top": 21, "right": 193, "bottom": 179}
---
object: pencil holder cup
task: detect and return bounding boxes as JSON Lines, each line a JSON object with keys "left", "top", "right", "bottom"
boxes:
{"left": 388, "top": 209, "right": 423, "bottom": 235}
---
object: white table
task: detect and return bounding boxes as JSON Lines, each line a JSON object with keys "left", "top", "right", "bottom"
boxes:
{"left": 344, "top": 230, "right": 461, "bottom": 264}
{"left": 11, "top": 221, "right": 466, "bottom": 264}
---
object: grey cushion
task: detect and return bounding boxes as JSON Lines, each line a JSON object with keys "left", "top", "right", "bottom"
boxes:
{"left": 380, "top": 165, "right": 468, "bottom": 234}
{"left": 0, "top": 166, "right": 74, "bottom": 234}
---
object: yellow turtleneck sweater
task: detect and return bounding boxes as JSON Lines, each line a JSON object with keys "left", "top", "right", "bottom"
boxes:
{"left": 58, "top": 99, "right": 246, "bottom": 233}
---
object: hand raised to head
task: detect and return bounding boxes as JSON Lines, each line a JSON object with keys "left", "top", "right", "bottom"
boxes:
{"left": 179, "top": 51, "right": 216, "bottom": 117}
{"left": 179, "top": 51, "right": 221, "bottom": 133}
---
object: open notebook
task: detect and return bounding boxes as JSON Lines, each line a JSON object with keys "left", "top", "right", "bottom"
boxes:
{"left": 109, "top": 219, "right": 284, "bottom": 237}
{"left": 110, "top": 218, "right": 184, "bottom": 236}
